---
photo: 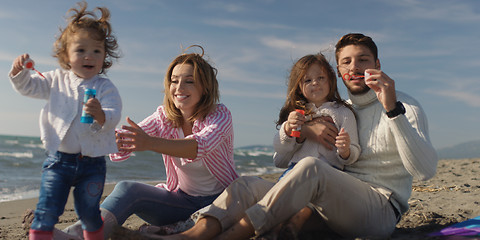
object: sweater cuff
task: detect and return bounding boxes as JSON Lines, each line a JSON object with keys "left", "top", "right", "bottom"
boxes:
{"left": 89, "top": 121, "right": 103, "bottom": 133}
{"left": 279, "top": 122, "right": 295, "bottom": 143}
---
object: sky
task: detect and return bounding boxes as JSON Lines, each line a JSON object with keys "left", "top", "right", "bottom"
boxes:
{"left": 0, "top": 0, "right": 479, "bottom": 150}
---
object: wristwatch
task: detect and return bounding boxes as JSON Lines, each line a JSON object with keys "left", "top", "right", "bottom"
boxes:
{"left": 386, "top": 101, "right": 406, "bottom": 118}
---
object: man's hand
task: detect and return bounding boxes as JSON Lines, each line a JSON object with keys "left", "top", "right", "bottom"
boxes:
{"left": 365, "top": 69, "right": 397, "bottom": 112}
{"left": 302, "top": 116, "right": 338, "bottom": 150}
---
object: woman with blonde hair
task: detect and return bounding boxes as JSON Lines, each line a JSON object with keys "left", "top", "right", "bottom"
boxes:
{"left": 58, "top": 45, "right": 239, "bottom": 239}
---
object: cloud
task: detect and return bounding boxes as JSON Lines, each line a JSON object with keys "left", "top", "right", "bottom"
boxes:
{"left": 218, "top": 64, "right": 282, "bottom": 85}
{"left": 0, "top": 51, "right": 59, "bottom": 69}
{"left": 0, "top": 52, "right": 19, "bottom": 62}
{"left": 203, "top": 2, "right": 246, "bottom": 13}
{"left": 203, "top": 18, "right": 291, "bottom": 31}
{"left": 109, "top": 0, "right": 168, "bottom": 12}
{"left": 221, "top": 88, "right": 284, "bottom": 100}
{"left": 259, "top": 36, "right": 333, "bottom": 58}
{"left": 0, "top": 9, "right": 19, "bottom": 20}
{"left": 392, "top": 0, "right": 480, "bottom": 22}
{"left": 111, "top": 62, "right": 165, "bottom": 75}
{"left": 428, "top": 89, "right": 480, "bottom": 107}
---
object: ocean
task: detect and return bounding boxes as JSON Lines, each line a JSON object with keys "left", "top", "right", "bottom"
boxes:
{"left": 0, "top": 134, "right": 279, "bottom": 203}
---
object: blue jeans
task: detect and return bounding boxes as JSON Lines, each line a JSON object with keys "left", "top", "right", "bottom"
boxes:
{"left": 100, "top": 181, "right": 221, "bottom": 226}
{"left": 31, "top": 152, "right": 106, "bottom": 232}
{"left": 278, "top": 162, "right": 297, "bottom": 181}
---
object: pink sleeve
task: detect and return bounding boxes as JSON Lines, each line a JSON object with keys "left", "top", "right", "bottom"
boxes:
{"left": 186, "top": 105, "right": 233, "bottom": 161}
{"left": 185, "top": 104, "right": 238, "bottom": 187}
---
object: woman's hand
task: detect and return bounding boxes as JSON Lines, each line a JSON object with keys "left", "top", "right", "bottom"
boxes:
{"left": 116, "top": 117, "right": 152, "bottom": 152}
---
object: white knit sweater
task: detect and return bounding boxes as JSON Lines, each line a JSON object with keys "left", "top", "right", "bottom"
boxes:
{"left": 345, "top": 89, "right": 438, "bottom": 214}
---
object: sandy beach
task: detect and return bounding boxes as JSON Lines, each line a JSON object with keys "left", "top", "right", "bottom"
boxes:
{"left": 1, "top": 158, "right": 479, "bottom": 239}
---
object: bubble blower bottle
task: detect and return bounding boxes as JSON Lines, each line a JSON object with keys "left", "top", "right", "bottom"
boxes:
{"left": 23, "top": 58, "right": 46, "bottom": 79}
{"left": 290, "top": 109, "right": 305, "bottom": 138}
{"left": 81, "top": 88, "right": 96, "bottom": 123}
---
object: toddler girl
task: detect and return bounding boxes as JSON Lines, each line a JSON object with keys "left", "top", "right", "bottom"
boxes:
{"left": 9, "top": 2, "right": 122, "bottom": 239}
{"left": 271, "top": 53, "right": 361, "bottom": 236}
{"left": 274, "top": 53, "right": 360, "bottom": 173}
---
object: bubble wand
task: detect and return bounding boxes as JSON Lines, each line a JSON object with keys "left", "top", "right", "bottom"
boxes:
{"left": 23, "top": 58, "right": 46, "bottom": 79}
{"left": 342, "top": 71, "right": 371, "bottom": 81}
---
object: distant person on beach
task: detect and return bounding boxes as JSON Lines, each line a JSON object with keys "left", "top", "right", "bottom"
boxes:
{"left": 160, "top": 33, "right": 438, "bottom": 240}
{"left": 8, "top": 2, "right": 122, "bottom": 240}
{"left": 57, "top": 45, "right": 239, "bottom": 239}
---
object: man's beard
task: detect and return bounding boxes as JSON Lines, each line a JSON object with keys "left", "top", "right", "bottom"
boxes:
{"left": 344, "top": 81, "right": 370, "bottom": 95}
{"left": 350, "top": 86, "right": 370, "bottom": 95}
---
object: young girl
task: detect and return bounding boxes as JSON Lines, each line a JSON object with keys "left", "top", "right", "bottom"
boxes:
{"left": 9, "top": 2, "right": 122, "bottom": 240}
{"left": 271, "top": 53, "right": 360, "bottom": 237}
{"left": 58, "top": 45, "right": 239, "bottom": 239}
{"left": 274, "top": 53, "right": 360, "bottom": 173}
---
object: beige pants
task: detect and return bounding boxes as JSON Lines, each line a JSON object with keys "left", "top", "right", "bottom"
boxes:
{"left": 198, "top": 157, "right": 398, "bottom": 238}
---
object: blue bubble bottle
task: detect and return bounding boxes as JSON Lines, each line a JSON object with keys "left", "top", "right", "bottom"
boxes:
{"left": 80, "top": 88, "right": 96, "bottom": 123}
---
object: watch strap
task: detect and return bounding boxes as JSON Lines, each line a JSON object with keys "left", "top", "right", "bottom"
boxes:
{"left": 386, "top": 101, "right": 406, "bottom": 118}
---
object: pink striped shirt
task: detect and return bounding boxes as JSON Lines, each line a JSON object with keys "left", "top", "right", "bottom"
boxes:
{"left": 110, "top": 104, "right": 238, "bottom": 192}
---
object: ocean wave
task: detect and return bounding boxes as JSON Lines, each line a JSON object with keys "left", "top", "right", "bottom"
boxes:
{"left": 4, "top": 139, "right": 19, "bottom": 145}
{"left": 1, "top": 135, "right": 44, "bottom": 150}
{"left": 234, "top": 150, "right": 274, "bottom": 157}
{"left": 0, "top": 151, "right": 34, "bottom": 159}
{"left": 0, "top": 189, "right": 39, "bottom": 203}
{"left": 22, "top": 143, "right": 44, "bottom": 149}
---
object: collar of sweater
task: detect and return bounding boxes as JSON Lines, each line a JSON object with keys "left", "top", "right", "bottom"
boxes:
{"left": 348, "top": 89, "right": 378, "bottom": 108}
{"left": 69, "top": 70, "right": 100, "bottom": 84}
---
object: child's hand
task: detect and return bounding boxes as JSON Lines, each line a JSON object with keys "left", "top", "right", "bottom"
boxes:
{"left": 11, "top": 54, "right": 30, "bottom": 76}
{"left": 285, "top": 110, "right": 306, "bottom": 136}
{"left": 335, "top": 128, "right": 351, "bottom": 159}
{"left": 83, "top": 98, "right": 105, "bottom": 125}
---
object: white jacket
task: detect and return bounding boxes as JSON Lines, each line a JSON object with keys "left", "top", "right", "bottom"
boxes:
{"left": 9, "top": 68, "right": 122, "bottom": 157}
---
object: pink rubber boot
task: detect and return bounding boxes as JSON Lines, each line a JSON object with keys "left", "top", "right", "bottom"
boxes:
{"left": 29, "top": 229, "right": 53, "bottom": 240}
{"left": 83, "top": 224, "right": 104, "bottom": 240}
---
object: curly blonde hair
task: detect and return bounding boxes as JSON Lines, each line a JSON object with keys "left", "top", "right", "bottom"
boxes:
{"left": 53, "top": 1, "right": 120, "bottom": 73}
